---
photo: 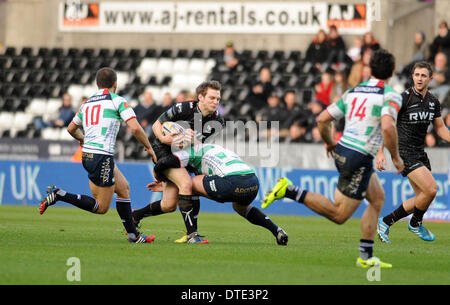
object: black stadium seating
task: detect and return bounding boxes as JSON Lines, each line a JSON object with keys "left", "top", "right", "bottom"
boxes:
{"left": 0, "top": 45, "right": 344, "bottom": 158}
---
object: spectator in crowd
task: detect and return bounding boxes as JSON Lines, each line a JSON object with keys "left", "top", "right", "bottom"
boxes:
{"left": 284, "top": 119, "right": 310, "bottom": 143}
{"left": 305, "top": 29, "right": 330, "bottom": 72}
{"left": 279, "top": 90, "right": 303, "bottom": 138}
{"left": 400, "top": 31, "right": 429, "bottom": 78}
{"left": 429, "top": 21, "right": 450, "bottom": 62}
{"left": 175, "top": 90, "right": 189, "bottom": 103}
{"left": 160, "top": 92, "right": 174, "bottom": 112}
{"left": 360, "top": 32, "right": 380, "bottom": 56}
{"left": 256, "top": 94, "right": 288, "bottom": 140}
{"left": 133, "top": 90, "right": 160, "bottom": 133}
{"left": 326, "top": 25, "right": 347, "bottom": 71}
{"left": 218, "top": 41, "right": 240, "bottom": 72}
{"left": 429, "top": 52, "right": 450, "bottom": 103}
{"left": 412, "top": 31, "right": 428, "bottom": 62}
{"left": 246, "top": 66, "right": 274, "bottom": 110}
{"left": 348, "top": 48, "right": 373, "bottom": 87}
{"left": 52, "top": 93, "right": 76, "bottom": 128}
{"left": 314, "top": 71, "right": 334, "bottom": 107}
{"left": 347, "top": 37, "right": 363, "bottom": 63}
{"left": 330, "top": 71, "right": 349, "bottom": 104}
{"left": 311, "top": 125, "right": 323, "bottom": 143}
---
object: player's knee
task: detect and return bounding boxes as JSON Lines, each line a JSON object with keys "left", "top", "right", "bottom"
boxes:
{"left": 96, "top": 205, "right": 109, "bottom": 214}
{"left": 177, "top": 179, "right": 193, "bottom": 195}
{"left": 424, "top": 182, "right": 437, "bottom": 199}
{"left": 115, "top": 183, "right": 130, "bottom": 198}
{"left": 333, "top": 214, "right": 349, "bottom": 225}
{"left": 232, "top": 202, "right": 248, "bottom": 216}
{"left": 163, "top": 204, "right": 177, "bottom": 213}
{"left": 161, "top": 199, "right": 177, "bottom": 212}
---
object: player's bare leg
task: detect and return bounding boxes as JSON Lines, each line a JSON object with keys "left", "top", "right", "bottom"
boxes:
{"left": 113, "top": 166, "right": 155, "bottom": 243}
{"left": 302, "top": 190, "right": 361, "bottom": 225}
{"left": 362, "top": 173, "right": 384, "bottom": 241}
{"left": 379, "top": 166, "right": 436, "bottom": 241}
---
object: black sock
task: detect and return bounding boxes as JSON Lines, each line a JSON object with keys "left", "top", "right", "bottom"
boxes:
{"left": 192, "top": 196, "right": 200, "bottom": 232}
{"left": 383, "top": 204, "right": 408, "bottom": 226}
{"left": 410, "top": 207, "right": 426, "bottom": 227}
{"left": 285, "top": 185, "right": 308, "bottom": 204}
{"left": 133, "top": 200, "right": 164, "bottom": 221}
{"left": 244, "top": 206, "right": 279, "bottom": 236}
{"left": 178, "top": 194, "right": 195, "bottom": 235}
{"left": 359, "top": 239, "right": 374, "bottom": 260}
{"left": 56, "top": 189, "right": 98, "bottom": 213}
{"left": 116, "top": 198, "right": 139, "bottom": 237}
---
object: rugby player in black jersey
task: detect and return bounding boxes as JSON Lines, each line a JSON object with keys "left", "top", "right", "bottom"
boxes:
{"left": 134, "top": 81, "right": 224, "bottom": 243}
{"left": 376, "top": 61, "right": 450, "bottom": 242}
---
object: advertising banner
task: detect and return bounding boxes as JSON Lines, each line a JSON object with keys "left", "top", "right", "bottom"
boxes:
{"left": 0, "top": 160, "right": 448, "bottom": 221}
{"left": 59, "top": 1, "right": 371, "bottom": 34}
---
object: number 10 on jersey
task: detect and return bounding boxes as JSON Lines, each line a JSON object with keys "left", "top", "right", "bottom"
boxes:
{"left": 85, "top": 105, "right": 101, "bottom": 127}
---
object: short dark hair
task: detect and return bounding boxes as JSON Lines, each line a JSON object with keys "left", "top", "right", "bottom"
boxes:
{"left": 196, "top": 80, "right": 221, "bottom": 97}
{"left": 96, "top": 67, "right": 117, "bottom": 89}
{"left": 412, "top": 61, "right": 433, "bottom": 77}
{"left": 369, "top": 49, "right": 395, "bottom": 80}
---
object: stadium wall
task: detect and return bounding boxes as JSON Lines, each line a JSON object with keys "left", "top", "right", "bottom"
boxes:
{"left": 0, "top": 159, "right": 449, "bottom": 221}
{"left": 0, "top": 0, "right": 448, "bottom": 66}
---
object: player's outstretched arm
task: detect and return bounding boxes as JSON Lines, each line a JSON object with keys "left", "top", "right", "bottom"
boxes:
{"left": 316, "top": 110, "right": 337, "bottom": 158}
{"left": 376, "top": 143, "right": 386, "bottom": 171}
{"left": 381, "top": 115, "right": 404, "bottom": 174}
{"left": 433, "top": 117, "right": 450, "bottom": 143}
{"left": 67, "top": 121, "right": 84, "bottom": 147}
{"left": 126, "top": 117, "right": 155, "bottom": 161}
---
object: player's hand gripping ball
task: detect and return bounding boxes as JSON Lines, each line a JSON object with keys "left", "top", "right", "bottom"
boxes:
{"left": 161, "top": 121, "right": 190, "bottom": 149}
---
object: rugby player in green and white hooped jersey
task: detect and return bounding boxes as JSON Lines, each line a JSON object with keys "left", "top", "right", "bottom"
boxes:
{"left": 262, "top": 50, "right": 406, "bottom": 267}
{"left": 39, "top": 68, "right": 157, "bottom": 244}
{"left": 133, "top": 143, "right": 289, "bottom": 245}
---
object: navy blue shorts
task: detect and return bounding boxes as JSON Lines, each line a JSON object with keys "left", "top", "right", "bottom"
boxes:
{"left": 334, "top": 144, "right": 374, "bottom": 200}
{"left": 202, "top": 174, "right": 259, "bottom": 205}
{"left": 82, "top": 152, "right": 115, "bottom": 187}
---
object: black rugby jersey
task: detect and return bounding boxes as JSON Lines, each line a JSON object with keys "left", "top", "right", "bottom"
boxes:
{"left": 150, "top": 100, "right": 225, "bottom": 145}
{"left": 397, "top": 87, "right": 441, "bottom": 154}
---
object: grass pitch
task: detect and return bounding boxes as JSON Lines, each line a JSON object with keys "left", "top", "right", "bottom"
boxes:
{"left": 1, "top": 205, "right": 449, "bottom": 285}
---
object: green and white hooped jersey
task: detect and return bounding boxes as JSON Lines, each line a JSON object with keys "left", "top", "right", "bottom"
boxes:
{"left": 72, "top": 89, "right": 136, "bottom": 156}
{"left": 174, "top": 144, "right": 255, "bottom": 177}
{"left": 327, "top": 79, "right": 402, "bottom": 157}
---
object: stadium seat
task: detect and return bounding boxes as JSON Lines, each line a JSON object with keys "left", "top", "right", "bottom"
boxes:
{"left": 5, "top": 47, "right": 16, "bottom": 56}
{"left": 0, "top": 112, "right": 14, "bottom": 131}
{"left": 188, "top": 59, "right": 208, "bottom": 73}
{"left": 20, "top": 47, "right": 34, "bottom": 57}
{"left": 37, "top": 47, "right": 50, "bottom": 57}
{"left": 41, "top": 127, "right": 61, "bottom": 140}
{"left": 51, "top": 48, "right": 65, "bottom": 57}
{"left": 27, "top": 98, "right": 48, "bottom": 116}
{"left": 68, "top": 48, "right": 81, "bottom": 58}
{"left": 172, "top": 58, "right": 190, "bottom": 73}
{"left": 59, "top": 128, "right": 74, "bottom": 141}
{"left": 12, "top": 112, "right": 33, "bottom": 131}
{"left": 171, "top": 74, "right": 189, "bottom": 90}
{"left": 156, "top": 58, "right": 173, "bottom": 74}
{"left": 144, "top": 48, "right": 157, "bottom": 58}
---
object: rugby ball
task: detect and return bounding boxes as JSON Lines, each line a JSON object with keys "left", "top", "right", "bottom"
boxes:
{"left": 161, "top": 121, "right": 185, "bottom": 136}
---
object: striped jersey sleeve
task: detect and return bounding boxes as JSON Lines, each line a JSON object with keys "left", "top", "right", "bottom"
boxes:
{"left": 326, "top": 90, "right": 348, "bottom": 120}
{"left": 381, "top": 86, "right": 402, "bottom": 121}
{"left": 111, "top": 93, "right": 136, "bottom": 122}
{"left": 72, "top": 111, "right": 83, "bottom": 126}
